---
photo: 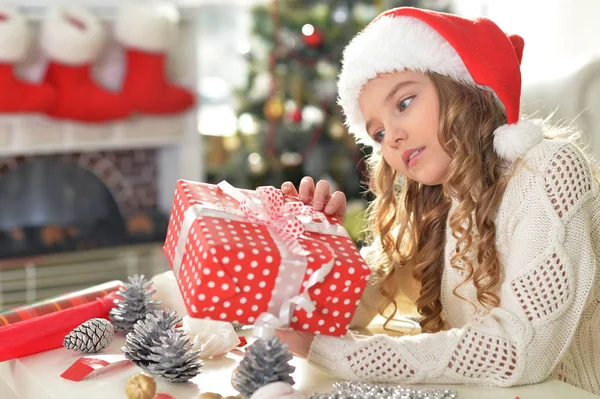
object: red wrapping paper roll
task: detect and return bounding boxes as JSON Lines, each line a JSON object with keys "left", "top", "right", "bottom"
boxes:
{"left": 0, "top": 291, "right": 119, "bottom": 361}
{"left": 0, "top": 280, "right": 123, "bottom": 327}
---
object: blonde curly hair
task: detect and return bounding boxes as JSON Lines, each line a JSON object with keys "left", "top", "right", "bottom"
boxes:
{"left": 363, "top": 71, "right": 510, "bottom": 333}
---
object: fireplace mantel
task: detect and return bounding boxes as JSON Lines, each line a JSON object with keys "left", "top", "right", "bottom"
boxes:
{"left": 0, "top": 0, "right": 207, "bottom": 308}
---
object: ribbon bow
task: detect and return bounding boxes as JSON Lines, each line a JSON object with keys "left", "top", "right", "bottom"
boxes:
{"left": 218, "top": 181, "right": 320, "bottom": 255}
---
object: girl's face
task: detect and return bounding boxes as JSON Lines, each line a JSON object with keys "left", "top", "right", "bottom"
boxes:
{"left": 358, "top": 70, "right": 452, "bottom": 186}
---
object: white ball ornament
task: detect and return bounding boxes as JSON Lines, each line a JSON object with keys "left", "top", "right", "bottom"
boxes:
{"left": 249, "top": 382, "right": 307, "bottom": 399}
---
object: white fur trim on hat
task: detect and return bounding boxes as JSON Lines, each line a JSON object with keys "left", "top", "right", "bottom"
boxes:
{"left": 40, "top": 6, "right": 105, "bottom": 65}
{"left": 0, "top": 6, "right": 30, "bottom": 62}
{"left": 338, "top": 14, "right": 474, "bottom": 149}
{"left": 114, "top": 0, "right": 179, "bottom": 53}
{"left": 493, "top": 120, "right": 544, "bottom": 161}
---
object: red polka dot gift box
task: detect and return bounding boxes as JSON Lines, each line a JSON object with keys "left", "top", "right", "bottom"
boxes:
{"left": 163, "top": 180, "right": 371, "bottom": 337}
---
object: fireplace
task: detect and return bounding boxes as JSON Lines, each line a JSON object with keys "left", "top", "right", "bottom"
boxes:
{"left": 0, "top": 150, "right": 169, "bottom": 259}
{"left": 0, "top": 1, "right": 204, "bottom": 309}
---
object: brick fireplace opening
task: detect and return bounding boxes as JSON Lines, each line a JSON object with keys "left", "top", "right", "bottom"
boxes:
{"left": 0, "top": 149, "right": 169, "bottom": 259}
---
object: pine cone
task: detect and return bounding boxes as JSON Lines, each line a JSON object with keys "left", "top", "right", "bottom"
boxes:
{"left": 122, "top": 309, "right": 203, "bottom": 382}
{"left": 110, "top": 274, "right": 160, "bottom": 333}
{"left": 122, "top": 309, "right": 181, "bottom": 369}
{"left": 232, "top": 336, "right": 295, "bottom": 398}
{"left": 145, "top": 329, "right": 203, "bottom": 383}
{"left": 63, "top": 318, "right": 114, "bottom": 353}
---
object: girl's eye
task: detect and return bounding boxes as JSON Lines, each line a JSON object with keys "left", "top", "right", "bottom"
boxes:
{"left": 397, "top": 96, "right": 415, "bottom": 111}
{"left": 373, "top": 130, "right": 385, "bottom": 143}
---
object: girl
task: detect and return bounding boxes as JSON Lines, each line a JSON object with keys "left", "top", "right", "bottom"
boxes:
{"left": 278, "top": 7, "right": 600, "bottom": 394}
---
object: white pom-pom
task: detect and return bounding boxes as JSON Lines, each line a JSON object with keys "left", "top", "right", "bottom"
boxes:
{"left": 250, "top": 382, "right": 306, "bottom": 399}
{"left": 493, "top": 120, "right": 544, "bottom": 161}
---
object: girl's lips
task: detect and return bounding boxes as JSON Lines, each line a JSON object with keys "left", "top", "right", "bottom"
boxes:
{"left": 407, "top": 148, "right": 424, "bottom": 167}
{"left": 402, "top": 147, "right": 425, "bottom": 166}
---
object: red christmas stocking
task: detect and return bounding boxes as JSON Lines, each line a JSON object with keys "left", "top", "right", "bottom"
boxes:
{"left": 0, "top": 6, "right": 55, "bottom": 112}
{"left": 115, "top": 1, "right": 195, "bottom": 115}
{"left": 40, "top": 6, "right": 130, "bottom": 122}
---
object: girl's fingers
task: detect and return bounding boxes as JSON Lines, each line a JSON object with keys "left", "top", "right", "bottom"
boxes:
{"left": 324, "top": 191, "right": 347, "bottom": 217}
{"left": 298, "top": 176, "right": 315, "bottom": 204}
{"left": 281, "top": 181, "right": 299, "bottom": 197}
{"left": 312, "top": 180, "right": 331, "bottom": 211}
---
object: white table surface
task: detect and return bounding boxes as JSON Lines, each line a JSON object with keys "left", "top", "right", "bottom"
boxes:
{"left": 0, "top": 334, "right": 599, "bottom": 399}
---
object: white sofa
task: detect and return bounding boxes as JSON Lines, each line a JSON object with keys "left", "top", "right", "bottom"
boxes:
{"left": 521, "top": 56, "right": 600, "bottom": 161}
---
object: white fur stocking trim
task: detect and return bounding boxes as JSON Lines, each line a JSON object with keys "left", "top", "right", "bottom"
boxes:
{"left": 40, "top": 5, "right": 105, "bottom": 65}
{"left": 0, "top": 5, "right": 30, "bottom": 62}
{"left": 115, "top": 0, "right": 179, "bottom": 53}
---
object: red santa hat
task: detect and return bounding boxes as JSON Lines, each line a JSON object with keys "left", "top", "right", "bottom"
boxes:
{"left": 337, "top": 7, "right": 544, "bottom": 161}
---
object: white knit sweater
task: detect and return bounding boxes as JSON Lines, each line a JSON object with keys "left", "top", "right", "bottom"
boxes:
{"left": 307, "top": 139, "right": 600, "bottom": 394}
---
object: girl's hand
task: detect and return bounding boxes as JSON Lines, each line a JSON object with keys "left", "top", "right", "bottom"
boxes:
{"left": 274, "top": 329, "right": 315, "bottom": 359}
{"left": 281, "top": 177, "right": 347, "bottom": 218}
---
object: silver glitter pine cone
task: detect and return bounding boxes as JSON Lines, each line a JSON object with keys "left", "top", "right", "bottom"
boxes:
{"left": 122, "top": 308, "right": 181, "bottom": 369}
{"left": 144, "top": 328, "right": 203, "bottom": 383}
{"left": 232, "top": 336, "right": 295, "bottom": 398}
{"left": 122, "top": 309, "right": 203, "bottom": 383}
{"left": 63, "top": 318, "right": 114, "bottom": 353}
{"left": 109, "top": 274, "right": 160, "bottom": 333}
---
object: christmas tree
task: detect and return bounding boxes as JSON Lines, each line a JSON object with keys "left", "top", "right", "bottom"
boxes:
{"left": 205, "top": 0, "right": 453, "bottom": 244}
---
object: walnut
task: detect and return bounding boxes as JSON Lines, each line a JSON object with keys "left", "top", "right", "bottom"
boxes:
{"left": 125, "top": 372, "right": 157, "bottom": 399}
{"left": 197, "top": 393, "right": 223, "bottom": 399}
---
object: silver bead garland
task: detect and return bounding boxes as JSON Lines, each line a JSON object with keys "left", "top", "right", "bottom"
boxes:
{"left": 310, "top": 381, "right": 457, "bottom": 399}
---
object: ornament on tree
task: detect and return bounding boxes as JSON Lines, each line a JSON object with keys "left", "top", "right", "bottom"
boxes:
{"left": 315, "top": 61, "right": 338, "bottom": 79}
{"left": 231, "top": 336, "right": 295, "bottom": 398}
{"left": 125, "top": 372, "right": 156, "bottom": 399}
{"left": 109, "top": 274, "right": 160, "bottom": 334}
{"left": 264, "top": 96, "right": 285, "bottom": 121}
{"left": 328, "top": 118, "right": 347, "bottom": 140}
{"left": 289, "top": 106, "right": 303, "bottom": 124}
{"left": 122, "top": 309, "right": 203, "bottom": 383}
{"left": 301, "top": 24, "right": 323, "bottom": 47}
{"left": 301, "top": 105, "right": 325, "bottom": 128}
{"left": 63, "top": 318, "right": 114, "bottom": 353}
{"left": 331, "top": 5, "right": 350, "bottom": 24}
{"left": 247, "top": 152, "right": 267, "bottom": 176}
{"left": 248, "top": 72, "right": 272, "bottom": 102}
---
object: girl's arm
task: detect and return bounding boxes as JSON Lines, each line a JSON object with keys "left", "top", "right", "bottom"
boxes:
{"left": 349, "top": 244, "right": 420, "bottom": 329}
{"left": 308, "top": 143, "right": 599, "bottom": 387}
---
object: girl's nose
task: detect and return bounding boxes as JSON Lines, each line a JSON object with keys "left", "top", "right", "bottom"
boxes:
{"left": 383, "top": 124, "right": 407, "bottom": 147}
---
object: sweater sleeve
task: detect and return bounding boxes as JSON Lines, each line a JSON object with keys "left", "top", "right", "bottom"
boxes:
{"left": 308, "top": 143, "right": 600, "bottom": 387}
